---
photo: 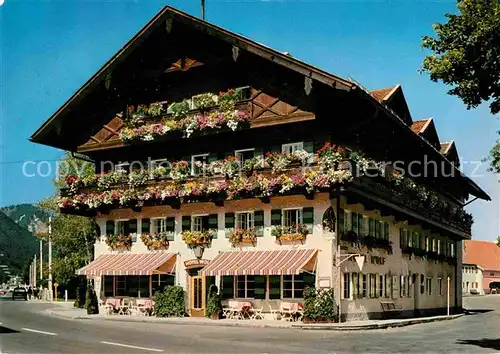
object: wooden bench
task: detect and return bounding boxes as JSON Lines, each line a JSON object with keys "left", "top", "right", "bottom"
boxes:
{"left": 380, "top": 301, "right": 402, "bottom": 319}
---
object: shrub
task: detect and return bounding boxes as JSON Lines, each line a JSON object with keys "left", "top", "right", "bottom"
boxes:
{"left": 205, "top": 284, "right": 222, "bottom": 318}
{"left": 85, "top": 284, "right": 99, "bottom": 315}
{"left": 303, "top": 286, "right": 337, "bottom": 322}
{"left": 74, "top": 285, "right": 86, "bottom": 308}
{"left": 155, "top": 286, "right": 185, "bottom": 317}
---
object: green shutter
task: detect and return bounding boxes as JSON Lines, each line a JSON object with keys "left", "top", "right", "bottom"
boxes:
{"left": 202, "top": 216, "right": 210, "bottom": 232}
{"left": 182, "top": 216, "right": 191, "bottom": 231}
{"left": 221, "top": 276, "right": 234, "bottom": 300}
{"left": 254, "top": 276, "right": 266, "bottom": 299}
{"left": 225, "top": 213, "right": 234, "bottom": 238}
{"left": 351, "top": 212, "right": 358, "bottom": 234}
{"left": 166, "top": 217, "right": 175, "bottom": 241}
{"left": 369, "top": 218, "right": 375, "bottom": 236}
{"left": 106, "top": 221, "right": 114, "bottom": 236}
{"left": 400, "top": 229, "right": 404, "bottom": 248}
{"left": 358, "top": 214, "right": 364, "bottom": 236}
{"left": 141, "top": 219, "right": 150, "bottom": 234}
{"left": 303, "top": 274, "right": 316, "bottom": 289}
{"left": 338, "top": 209, "right": 344, "bottom": 235}
{"left": 127, "top": 219, "right": 137, "bottom": 234}
{"left": 384, "top": 222, "right": 389, "bottom": 240}
{"left": 208, "top": 214, "right": 218, "bottom": 239}
{"left": 302, "top": 207, "right": 314, "bottom": 234}
{"left": 271, "top": 209, "right": 282, "bottom": 226}
{"left": 303, "top": 141, "right": 314, "bottom": 154}
{"left": 254, "top": 210, "right": 264, "bottom": 237}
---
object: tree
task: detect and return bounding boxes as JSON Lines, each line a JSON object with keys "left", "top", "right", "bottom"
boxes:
{"left": 38, "top": 153, "right": 98, "bottom": 288}
{"left": 496, "top": 236, "right": 500, "bottom": 247}
{"left": 421, "top": 0, "right": 500, "bottom": 173}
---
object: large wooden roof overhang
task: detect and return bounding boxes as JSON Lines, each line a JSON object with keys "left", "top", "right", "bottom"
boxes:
{"left": 29, "top": 6, "right": 489, "bottom": 202}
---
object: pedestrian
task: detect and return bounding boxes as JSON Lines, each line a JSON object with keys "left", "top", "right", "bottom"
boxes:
{"left": 27, "top": 286, "right": 33, "bottom": 301}
{"left": 34, "top": 287, "right": 39, "bottom": 300}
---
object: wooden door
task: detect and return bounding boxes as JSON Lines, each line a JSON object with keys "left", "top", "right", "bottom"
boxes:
{"left": 190, "top": 276, "right": 205, "bottom": 317}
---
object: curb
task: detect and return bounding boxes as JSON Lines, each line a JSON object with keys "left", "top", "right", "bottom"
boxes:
{"left": 46, "top": 309, "right": 463, "bottom": 330}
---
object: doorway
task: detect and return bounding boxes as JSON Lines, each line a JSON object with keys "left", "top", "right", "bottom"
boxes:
{"left": 189, "top": 275, "right": 205, "bottom": 317}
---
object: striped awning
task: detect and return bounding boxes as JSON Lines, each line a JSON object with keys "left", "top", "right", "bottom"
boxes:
{"left": 200, "top": 249, "right": 317, "bottom": 276}
{"left": 77, "top": 252, "right": 176, "bottom": 276}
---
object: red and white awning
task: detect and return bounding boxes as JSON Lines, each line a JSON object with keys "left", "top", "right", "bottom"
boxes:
{"left": 77, "top": 252, "right": 176, "bottom": 276}
{"left": 200, "top": 249, "right": 317, "bottom": 276}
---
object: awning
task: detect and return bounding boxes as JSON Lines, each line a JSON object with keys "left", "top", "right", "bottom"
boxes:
{"left": 200, "top": 249, "right": 317, "bottom": 276}
{"left": 77, "top": 252, "right": 176, "bottom": 276}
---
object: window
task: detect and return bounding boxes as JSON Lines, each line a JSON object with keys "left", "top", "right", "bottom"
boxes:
{"left": 104, "top": 276, "right": 114, "bottom": 297}
{"left": 352, "top": 273, "right": 359, "bottom": 299}
{"left": 384, "top": 275, "right": 390, "bottom": 298}
{"left": 361, "top": 274, "right": 367, "bottom": 298}
{"left": 438, "top": 278, "right": 443, "bottom": 296}
{"left": 269, "top": 275, "right": 281, "bottom": 300}
{"left": 351, "top": 213, "right": 364, "bottom": 236}
{"left": 236, "top": 275, "right": 255, "bottom": 298}
{"left": 221, "top": 276, "right": 234, "bottom": 300}
{"left": 379, "top": 275, "right": 385, "bottom": 298}
{"left": 370, "top": 274, "right": 377, "bottom": 298}
{"left": 420, "top": 275, "right": 425, "bottom": 294}
{"left": 115, "top": 220, "right": 127, "bottom": 235}
{"left": 236, "top": 212, "right": 254, "bottom": 230}
{"left": 400, "top": 276, "right": 407, "bottom": 297}
{"left": 426, "top": 278, "right": 432, "bottom": 296}
{"left": 282, "top": 274, "right": 314, "bottom": 299}
{"left": 407, "top": 276, "right": 412, "bottom": 298}
{"left": 152, "top": 218, "right": 166, "bottom": 234}
{"left": 343, "top": 273, "right": 351, "bottom": 299}
{"left": 282, "top": 142, "right": 304, "bottom": 154}
{"left": 235, "top": 149, "right": 255, "bottom": 166}
{"left": 425, "top": 236, "right": 429, "bottom": 252}
{"left": 192, "top": 215, "right": 204, "bottom": 232}
{"left": 152, "top": 274, "right": 175, "bottom": 295}
{"left": 432, "top": 238, "right": 436, "bottom": 252}
{"left": 283, "top": 208, "right": 302, "bottom": 231}
{"left": 191, "top": 154, "right": 209, "bottom": 176}
{"left": 116, "top": 276, "right": 126, "bottom": 296}
{"left": 437, "top": 240, "right": 441, "bottom": 254}
{"left": 451, "top": 243, "right": 455, "bottom": 257}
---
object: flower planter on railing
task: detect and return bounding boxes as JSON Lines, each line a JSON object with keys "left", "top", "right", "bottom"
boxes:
{"left": 105, "top": 235, "right": 132, "bottom": 251}
{"left": 181, "top": 231, "right": 214, "bottom": 248}
{"left": 140, "top": 233, "right": 170, "bottom": 251}
{"left": 229, "top": 229, "right": 257, "bottom": 247}
{"left": 271, "top": 225, "right": 308, "bottom": 244}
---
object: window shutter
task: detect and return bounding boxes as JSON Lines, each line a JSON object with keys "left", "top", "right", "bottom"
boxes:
{"left": 303, "top": 141, "right": 314, "bottom": 154}
{"left": 344, "top": 210, "right": 351, "bottom": 232}
{"left": 338, "top": 209, "right": 344, "bottom": 235}
{"left": 202, "top": 215, "right": 210, "bottom": 231}
{"left": 208, "top": 214, "right": 218, "bottom": 239}
{"left": 369, "top": 218, "right": 375, "bottom": 236}
{"left": 224, "top": 213, "right": 234, "bottom": 238}
{"left": 254, "top": 210, "right": 264, "bottom": 237}
{"left": 182, "top": 216, "right": 191, "bottom": 231}
{"left": 254, "top": 276, "right": 266, "bottom": 299}
{"left": 358, "top": 214, "right": 364, "bottom": 236}
{"left": 106, "top": 221, "right": 114, "bottom": 236}
{"left": 384, "top": 222, "right": 389, "bottom": 240}
{"left": 302, "top": 207, "right": 314, "bottom": 234}
{"left": 166, "top": 217, "right": 175, "bottom": 241}
{"left": 141, "top": 218, "right": 150, "bottom": 234}
{"left": 271, "top": 209, "right": 282, "bottom": 226}
{"left": 128, "top": 219, "right": 137, "bottom": 242}
{"left": 351, "top": 212, "right": 358, "bottom": 234}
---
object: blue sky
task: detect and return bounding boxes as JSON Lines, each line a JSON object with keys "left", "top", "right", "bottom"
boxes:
{"left": 0, "top": 0, "right": 498, "bottom": 241}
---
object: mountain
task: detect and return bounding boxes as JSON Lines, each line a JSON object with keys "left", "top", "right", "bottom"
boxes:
{"left": 0, "top": 211, "right": 39, "bottom": 277}
{"left": 1, "top": 203, "right": 49, "bottom": 233}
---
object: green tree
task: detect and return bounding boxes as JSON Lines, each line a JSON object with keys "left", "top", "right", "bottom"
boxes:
{"left": 38, "top": 153, "right": 98, "bottom": 287}
{"left": 496, "top": 236, "right": 500, "bottom": 247}
{"left": 421, "top": 0, "right": 500, "bottom": 173}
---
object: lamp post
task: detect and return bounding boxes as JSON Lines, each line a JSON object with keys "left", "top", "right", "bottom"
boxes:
{"left": 48, "top": 216, "right": 53, "bottom": 301}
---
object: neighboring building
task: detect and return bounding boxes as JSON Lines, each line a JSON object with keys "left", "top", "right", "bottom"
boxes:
{"left": 30, "top": 6, "right": 489, "bottom": 321}
{"left": 463, "top": 240, "right": 500, "bottom": 294}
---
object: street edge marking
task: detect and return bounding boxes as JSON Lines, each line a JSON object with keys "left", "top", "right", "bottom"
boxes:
{"left": 21, "top": 328, "right": 58, "bottom": 336}
{"left": 100, "top": 341, "right": 164, "bottom": 352}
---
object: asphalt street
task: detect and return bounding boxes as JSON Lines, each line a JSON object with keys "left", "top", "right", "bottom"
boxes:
{"left": 0, "top": 296, "right": 499, "bottom": 353}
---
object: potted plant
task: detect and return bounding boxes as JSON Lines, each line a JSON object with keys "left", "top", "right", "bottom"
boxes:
{"left": 105, "top": 234, "right": 133, "bottom": 251}
{"left": 181, "top": 230, "right": 214, "bottom": 248}
{"left": 229, "top": 228, "right": 257, "bottom": 247}
{"left": 141, "top": 233, "right": 170, "bottom": 250}
{"left": 205, "top": 284, "right": 222, "bottom": 320}
{"left": 271, "top": 224, "right": 308, "bottom": 243}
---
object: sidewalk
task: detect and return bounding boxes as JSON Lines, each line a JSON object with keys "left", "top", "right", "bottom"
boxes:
{"left": 46, "top": 303, "right": 463, "bottom": 330}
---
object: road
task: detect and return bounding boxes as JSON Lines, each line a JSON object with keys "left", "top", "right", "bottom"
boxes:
{"left": 0, "top": 296, "right": 499, "bottom": 353}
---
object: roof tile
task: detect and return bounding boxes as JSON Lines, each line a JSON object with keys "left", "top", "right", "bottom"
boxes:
{"left": 370, "top": 86, "right": 398, "bottom": 102}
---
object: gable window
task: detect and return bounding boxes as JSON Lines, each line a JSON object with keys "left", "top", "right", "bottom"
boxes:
{"left": 236, "top": 212, "right": 254, "bottom": 230}
{"left": 191, "top": 154, "right": 209, "bottom": 176}
{"left": 283, "top": 208, "right": 302, "bottom": 232}
{"left": 235, "top": 149, "right": 255, "bottom": 166}
{"left": 282, "top": 142, "right": 304, "bottom": 154}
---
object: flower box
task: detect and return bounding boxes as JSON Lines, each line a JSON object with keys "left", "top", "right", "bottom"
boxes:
{"left": 181, "top": 231, "right": 214, "bottom": 248}
{"left": 141, "top": 233, "right": 170, "bottom": 250}
{"left": 106, "top": 235, "right": 132, "bottom": 251}
{"left": 229, "top": 229, "right": 257, "bottom": 247}
{"left": 272, "top": 225, "right": 308, "bottom": 244}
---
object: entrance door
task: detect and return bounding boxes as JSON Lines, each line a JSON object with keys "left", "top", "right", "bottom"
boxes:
{"left": 189, "top": 276, "right": 205, "bottom": 317}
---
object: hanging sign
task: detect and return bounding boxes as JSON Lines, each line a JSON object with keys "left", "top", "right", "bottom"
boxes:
{"left": 184, "top": 259, "right": 211, "bottom": 269}
{"left": 355, "top": 255, "right": 365, "bottom": 271}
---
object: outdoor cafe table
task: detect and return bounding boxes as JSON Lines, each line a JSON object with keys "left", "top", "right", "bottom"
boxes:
{"left": 227, "top": 301, "right": 253, "bottom": 319}
{"left": 136, "top": 299, "right": 155, "bottom": 315}
{"left": 280, "top": 302, "right": 304, "bottom": 322}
